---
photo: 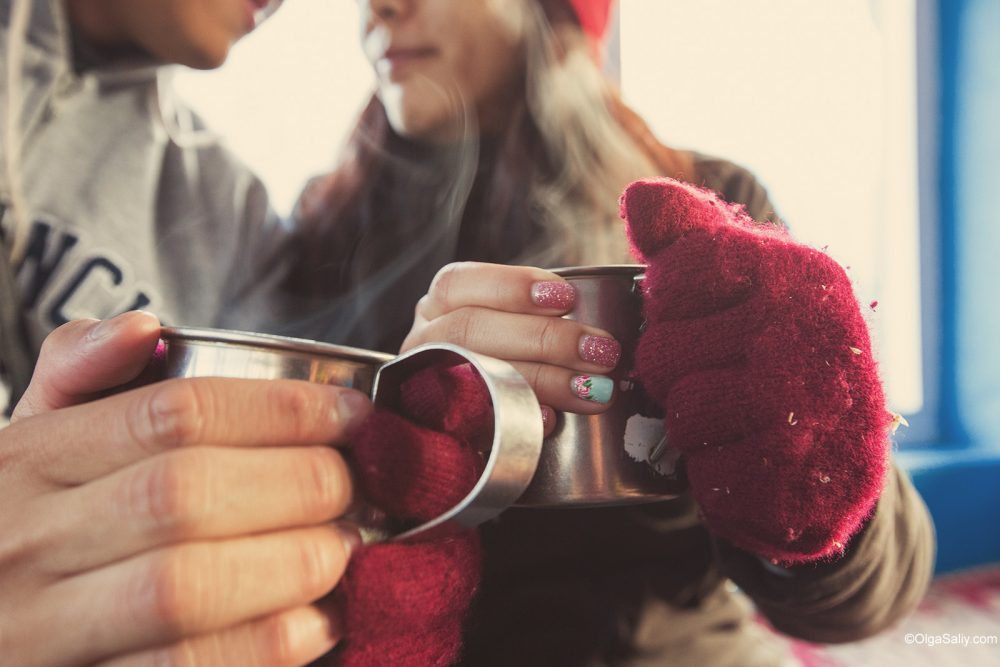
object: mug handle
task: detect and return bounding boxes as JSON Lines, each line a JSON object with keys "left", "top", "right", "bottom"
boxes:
{"left": 367, "top": 343, "right": 544, "bottom": 542}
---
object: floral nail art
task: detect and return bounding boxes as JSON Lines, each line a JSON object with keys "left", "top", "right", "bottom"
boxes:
{"left": 571, "top": 374, "right": 613, "bottom": 404}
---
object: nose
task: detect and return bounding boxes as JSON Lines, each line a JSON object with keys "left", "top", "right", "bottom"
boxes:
{"left": 363, "top": 0, "right": 407, "bottom": 26}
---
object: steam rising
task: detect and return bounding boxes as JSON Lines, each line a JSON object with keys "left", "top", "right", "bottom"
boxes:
{"left": 240, "top": 0, "right": 660, "bottom": 353}
{"left": 270, "top": 75, "right": 482, "bottom": 351}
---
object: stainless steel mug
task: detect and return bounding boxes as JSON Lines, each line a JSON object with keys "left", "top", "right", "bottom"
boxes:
{"left": 515, "top": 265, "right": 687, "bottom": 507}
{"left": 152, "top": 327, "right": 544, "bottom": 540}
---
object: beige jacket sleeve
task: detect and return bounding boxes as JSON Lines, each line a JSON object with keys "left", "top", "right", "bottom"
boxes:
{"left": 713, "top": 464, "right": 935, "bottom": 643}
{"left": 692, "top": 155, "right": 936, "bottom": 643}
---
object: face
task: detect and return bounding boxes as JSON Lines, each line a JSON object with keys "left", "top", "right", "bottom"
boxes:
{"left": 66, "top": 0, "right": 283, "bottom": 69}
{"left": 358, "top": 0, "right": 526, "bottom": 143}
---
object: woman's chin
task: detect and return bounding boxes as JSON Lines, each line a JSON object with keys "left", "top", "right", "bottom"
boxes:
{"left": 382, "top": 91, "right": 472, "bottom": 144}
{"left": 385, "top": 112, "right": 468, "bottom": 145}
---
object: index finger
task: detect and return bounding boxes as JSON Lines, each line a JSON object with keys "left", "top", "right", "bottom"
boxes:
{"left": 9, "top": 377, "right": 372, "bottom": 487}
{"left": 419, "top": 262, "right": 576, "bottom": 322}
{"left": 12, "top": 312, "right": 162, "bottom": 422}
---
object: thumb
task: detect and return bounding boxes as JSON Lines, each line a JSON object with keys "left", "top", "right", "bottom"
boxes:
{"left": 620, "top": 178, "right": 737, "bottom": 261}
{"left": 11, "top": 311, "right": 161, "bottom": 421}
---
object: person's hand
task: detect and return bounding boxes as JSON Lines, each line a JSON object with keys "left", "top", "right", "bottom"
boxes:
{"left": 329, "top": 363, "right": 487, "bottom": 667}
{"left": 620, "top": 178, "right": 891, "bottom": 564}
{"left": 1, "top": 312, "right": 371, "bottom": 666}
{"left": 402, "top": 261, "right": 624, "bottom": 433}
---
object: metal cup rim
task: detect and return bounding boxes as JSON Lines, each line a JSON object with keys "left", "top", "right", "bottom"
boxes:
{"left": 160, "top": 326, "right": 394, "bottom": 366}
{"left": 552, "top": 264, "right": 647, "bottom": 278}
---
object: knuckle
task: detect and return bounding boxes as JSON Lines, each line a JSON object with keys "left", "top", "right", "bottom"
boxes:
{"left": 521, "top": 363, "right": 546, "bottom": 393}
{"left": 526, "top": 364, "right": 548, "bottom": 390}
{"left": 128, "top": 453, "right": 207, "bottom": 540}
{"left": 37, "top": 319, "right": 92, "bottom": 361}
{"left": 295, "top": 535, "right": 338, "bottom": 601}
{"left": 299, "top": 448, "right": 351, "bottom": 519}
{"left": 536, "top": 317, "right": 566, "bottom": 361}
{"left": 263, "top": 382, "right": 316, "bottom": 441}
{"left": 428, "top": 261, "right": 470, "bottom": 312}
{"left": 413, "top": 294, "right": 432, "bottom": 320}
{"left": 145, "top": 552, "right": 206, "bottom": 635}
{"left": 442, "top": 307, "right": 477, "bottom": 349}
{"left": 257, "top": 614, "right": 301, "bottom": 665}
{"left": 134, "top": 380, "right": 209, "bottom": 452}
{"left": 0, "top": 523, "right": 36, "bottom": 572}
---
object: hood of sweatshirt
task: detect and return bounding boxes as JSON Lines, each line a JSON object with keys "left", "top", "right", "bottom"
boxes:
{"left": 1, "top": 0, "right": 290, "bottom": 356}
{"left": 2, "top": 0, "right": 160, "bottom": 79}
{"left": 1, "top": 0, "right": 164, "bottom": 216}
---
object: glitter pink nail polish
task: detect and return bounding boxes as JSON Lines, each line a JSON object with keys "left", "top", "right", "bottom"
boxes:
{"left": 579, "top": 335, "right": 621, "bottom": 368}
{"left": 531, "top": 281, "right": 576, "bottom": 309}
{"left": 540, "top": 405, "right": 556, "bottom": 432}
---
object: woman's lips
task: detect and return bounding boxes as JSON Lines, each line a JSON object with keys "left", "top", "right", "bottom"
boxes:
{"left": 378, "top": 47, "right": 437, "bottom": 80}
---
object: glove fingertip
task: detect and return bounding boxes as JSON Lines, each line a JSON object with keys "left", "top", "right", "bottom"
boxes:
{"left": 620, "top": 178, "right": 725, "bottom": 260}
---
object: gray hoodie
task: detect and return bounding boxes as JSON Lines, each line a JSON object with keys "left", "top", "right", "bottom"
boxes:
{"left": 0, "top": 0, "right": 292, "bottom": 367}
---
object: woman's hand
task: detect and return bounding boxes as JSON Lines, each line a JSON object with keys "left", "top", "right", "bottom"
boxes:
{"left": 0, "top": 312, "right": 370, "bottom": 667}
{"left": 402, "top": 262, "right": 624, "bottom": 429}
{"left": 621, "top": 178, "right": 890, "bottom": 564}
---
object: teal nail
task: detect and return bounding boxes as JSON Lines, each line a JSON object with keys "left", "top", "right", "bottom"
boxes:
{"left": 570, "top": 374, "right": 614, "bottom": 404}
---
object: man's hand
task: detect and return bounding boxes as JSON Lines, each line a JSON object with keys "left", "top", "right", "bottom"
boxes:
{"left": 1, "top": 313, "right": 371, "bottom": 666}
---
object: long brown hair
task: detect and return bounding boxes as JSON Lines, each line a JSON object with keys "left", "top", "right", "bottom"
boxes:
{"left": 285, "top": 0, "right": 693, "bottom": 351}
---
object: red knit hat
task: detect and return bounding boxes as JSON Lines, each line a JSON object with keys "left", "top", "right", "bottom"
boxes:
{"left": 566, "top": 0, "right": 614, "bottom": 42}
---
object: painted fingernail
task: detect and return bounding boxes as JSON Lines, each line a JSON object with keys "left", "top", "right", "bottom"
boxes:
{"left": 570, "top": 374, "right": 614, "bottom": 404}
{"left": 531, "top": 281, "right": 576, "bottom": 309}
{"left": 540, "top": 405, "right": 556, "bottom": 433}
{"left": 579, "top": 335, "right": 621, "bottom": 368}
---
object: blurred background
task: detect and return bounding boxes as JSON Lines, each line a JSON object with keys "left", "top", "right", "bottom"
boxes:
{"left": 173, "top": 1, "right": 999, "bottom": 663}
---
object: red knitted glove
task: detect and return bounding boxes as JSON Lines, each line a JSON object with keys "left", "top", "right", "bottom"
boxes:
{"left": 620, "top": 178, "right": 892, "bottom": 564}
{"left": 330, "top": 364, "right": 489, "bottom": 666}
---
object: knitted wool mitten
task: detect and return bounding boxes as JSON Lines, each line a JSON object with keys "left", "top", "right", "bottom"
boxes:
{"left": 620, "top": 178, "right": 891, "bottom": 564}
{"left": 332, "top": 364, "right": 488, "bottom": 666}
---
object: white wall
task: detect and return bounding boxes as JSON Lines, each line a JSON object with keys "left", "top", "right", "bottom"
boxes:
{"left": 620, "top": 0, "right": 922, "bottom": 414}
{"left": 174, "top": 0, "right": 923, "bottom": 415}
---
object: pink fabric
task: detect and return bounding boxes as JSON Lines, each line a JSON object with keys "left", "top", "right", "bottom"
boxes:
{"left": 399, "top": 364, "right": 494, "bottom": 445}
{"left": 566, "top": 0, "right": 614, "bottom": 42}
{"left": 352, "top": 409, "right": 483, "bottom": 521}
{"left": 620, "top": 178, "right": 891, "bottom": 564}
{"left": 333, "top": 364, "right": 488, "bottom": 665}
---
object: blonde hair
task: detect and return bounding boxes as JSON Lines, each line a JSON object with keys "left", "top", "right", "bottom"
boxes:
{"left": 516, "top": 0, "right": 661, "bottom": 265}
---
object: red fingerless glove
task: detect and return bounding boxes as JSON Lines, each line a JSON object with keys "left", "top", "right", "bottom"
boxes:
{"left": 620, "top": 178, "right": 891, "bottom": 564}
{"left": 331, "top": 364, "right": 489, "bottom": 666}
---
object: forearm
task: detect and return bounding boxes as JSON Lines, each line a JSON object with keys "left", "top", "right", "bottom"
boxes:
{"left": 713, "top": 463, "right": 935, "bottom": 643}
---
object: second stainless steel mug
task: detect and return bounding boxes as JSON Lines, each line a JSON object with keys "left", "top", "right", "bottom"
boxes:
{"left": 515, "top": 265, "right": 686, "bottom": 507}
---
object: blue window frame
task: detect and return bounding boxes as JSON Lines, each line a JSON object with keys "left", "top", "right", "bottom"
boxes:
{"left": 898, "top": 0, "right": 1000, "bottom": 573}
